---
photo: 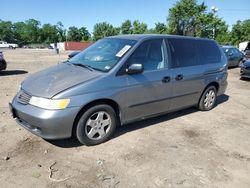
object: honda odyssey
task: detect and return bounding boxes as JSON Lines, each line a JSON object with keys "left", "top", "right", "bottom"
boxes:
{"left": 10, "top": 35, "right": 228, "bottom": 145}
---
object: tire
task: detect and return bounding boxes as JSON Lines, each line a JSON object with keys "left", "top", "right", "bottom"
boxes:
{"left": 75, "top": 104, "right": 117, "bottom": 145}
{"left": 0, "top": 60, "right": 7, "bottom": 70}
{"left": 198, "top": 86, "right": 217, "bottom": 111}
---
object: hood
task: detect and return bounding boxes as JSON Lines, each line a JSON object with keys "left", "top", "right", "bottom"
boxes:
{"left": 243, "top": 60, "right": 250, "bottom": 67}
{"left": 22, "top": 63, "right": 101, "bottom": 98}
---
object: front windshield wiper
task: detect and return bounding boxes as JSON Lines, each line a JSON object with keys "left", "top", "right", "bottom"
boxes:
{"left": 72, "top": 63, "right": 94, "bottom": 71}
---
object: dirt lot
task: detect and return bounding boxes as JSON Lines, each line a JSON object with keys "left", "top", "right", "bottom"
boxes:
{"left": 0, "top": 49, "right": 250, "bottom": 188}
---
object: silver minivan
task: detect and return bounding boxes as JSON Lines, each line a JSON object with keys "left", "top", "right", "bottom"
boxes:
{"left": 10, "top": 35, "right": 228, "bottom": 145}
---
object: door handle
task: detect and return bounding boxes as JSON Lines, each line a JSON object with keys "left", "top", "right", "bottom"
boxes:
{"left": 175, "top": 74, "right": 183, "bottom": 81}
{"left": 162, "top": 76, "right": 171, "bottom": 83}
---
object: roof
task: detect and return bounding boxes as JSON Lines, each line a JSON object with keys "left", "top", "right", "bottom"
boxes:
{"left": 108, "top": 34, "right": 213, "bottom": 41}
{"left": 221, "top": 45, "right": 237, "bottom": 49}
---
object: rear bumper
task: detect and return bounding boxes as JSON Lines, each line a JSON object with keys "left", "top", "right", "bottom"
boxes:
{"left": 11, "top": 95, "right": 80, "bottom": 139}
{"left": 217, "top": 72, "right": 228, "bottom": 96}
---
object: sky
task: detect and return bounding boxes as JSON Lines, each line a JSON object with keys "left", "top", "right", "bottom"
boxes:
{"left": 0, "top": 0, "right": 249, "bottom": 33}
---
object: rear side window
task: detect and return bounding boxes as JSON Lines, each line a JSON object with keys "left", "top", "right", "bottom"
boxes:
{"left": 168, "top": 38, "right": 221, "bottom": 68}
{"left": 196, "top": 40, "right": 221, "bottom": 64}
{"left": 168, "top": 38, "right": 198, "bottom": 67}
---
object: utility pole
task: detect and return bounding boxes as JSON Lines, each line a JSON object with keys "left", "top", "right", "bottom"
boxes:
{"left": 211, "top": 6, "right": 218, "bottom": 39}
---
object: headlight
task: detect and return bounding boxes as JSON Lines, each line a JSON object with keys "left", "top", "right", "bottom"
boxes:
{"left": 29, "top": 97, "right": 70, "bottom": 110}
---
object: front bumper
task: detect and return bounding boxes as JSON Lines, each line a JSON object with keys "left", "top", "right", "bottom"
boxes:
{"left": 10, "top": 95, "right": 80, "bottom": 139}
{"left": 240, "top": 67, "right": 250, "bottom": 78}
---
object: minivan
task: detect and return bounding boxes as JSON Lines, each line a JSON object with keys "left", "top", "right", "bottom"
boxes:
{"left": 10, "top": 35, "right": 228, "bottom": 145}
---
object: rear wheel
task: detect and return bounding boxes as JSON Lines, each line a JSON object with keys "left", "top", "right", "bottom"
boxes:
{"left": 75, "top": 104, "right": 117, "bottom": 145}
{"left": 198, "top": 86, "right": 217, "bottom": 111}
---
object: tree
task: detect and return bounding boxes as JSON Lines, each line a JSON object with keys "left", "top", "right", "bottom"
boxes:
{"left": 167, "top": 0, "right": 229, "bottom": 44}
{"left": 40, "top": 24, "right": 58, "bottom": 43}
{"left": 67, "top": 26, "right": 82, "bottom": 41}
{"left": 56, "top": 21, "right": 66, "bottom": 42}
{"left": 0, "top": 21, "right": 14, "bottom": 42}
{"left": 67, "top": 26, "right": 90, "bottom": 41}
{"left": 196, "top": 13, "right": 229, "bottom": 43}
{"left": 24, "top": 19, "right": 41, "bottom": 43}
{"left": 121, "top": 20, "right": 133, "bottom": 34}
{"left": 13, "top": 21, "right": 28, "bottom": 45}
{"left": 154, "top": 22, "right": 168, "bottom": 34}
{"left": 230, "top": 20, "right": 250, "bottom": 45}
{"left": 167, "top": 0, "right": 206, "bottom": 35}
{"left": 79, "top": 27, "right": 91, "bottom": 41}
{"left": 132, "top": 20, "right": 147, "bottom": 34}
{"left": 92, "top": 22, "right": 119, "bottom": 41}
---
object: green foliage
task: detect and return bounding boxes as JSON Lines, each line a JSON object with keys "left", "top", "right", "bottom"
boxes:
{"left": 121, "top": 20, "right": 133, "bottom": 34}
{"left": 196, "top": 13, "right": 229, "bottom": 43}
{"left": 93, "top": 22, "right": 119, "bottom": 41}
{"left": 167, "top": 0, "right": 232, "bottom": 44}
{"left": 132, "top": 20, "right": 147, "bottom": 34}
{"left": 230, "top": 20, "right": 250, "bottom": 45}
{"left": 67, "top": 26, "right": 90, "bottom": 42}
{"left": 168, "top": 0, "right": 206, "bottom": 35}
{"left": 13, "top": 21, "right": 29, "bottom": 45}
{"left": 154, "top": 22, "right": 168, "bottom": 34}
{"left": 0, "top": 19, "right": 68, "bottom": 45}
{"left": 24, "top": 19, "right": 41, "bottom": 44}
{"left": 40, "top": 24, "right": 58, "bottom": 43}
{"left": 0, "top": 21, "right": 14, "bottom": 42}
{"left": 56, "top": 21, "right": 66, "bottom": 42}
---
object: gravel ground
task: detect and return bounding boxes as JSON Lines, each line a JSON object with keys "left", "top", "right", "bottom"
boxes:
{"left": 0, "top": 49, "right": 250, "bottom": 188}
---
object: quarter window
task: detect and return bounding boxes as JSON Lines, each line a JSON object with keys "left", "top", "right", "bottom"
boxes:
{"left": 197, "top": 40, "right": 221, "bottom": 64}
{"left": 168, "top": 38, "right": 221, "bottom": 68}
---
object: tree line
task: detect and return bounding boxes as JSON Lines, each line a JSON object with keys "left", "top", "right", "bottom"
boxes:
{"left": 0, "top": 0, "right": 249, "bottom": 46}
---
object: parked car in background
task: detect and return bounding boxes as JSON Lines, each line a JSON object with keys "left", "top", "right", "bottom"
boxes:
{"left": 239, "top": 41, "right": 250, "bottom": 59}
{"left": 0, "top": 41, "right": 18, "bottom": 49}
{"left": 240, "top": 59, "right": 250, "bottom": 79}
{"left": 222, "top": 46, "right": 244, "bottom": 67}
{"left": 0, "top": 51, "right": 7, "bottom": 71}
{"left": 10, "top": 35, "right": 228, "bottom": 145}
{"left": 68, "top": 51, "right": 80, "bottom": 59}
{"left": 239, "top": 41, "right": 249, "bottom": 52}
{"left": 48, "top": 45, "right": 54, "bottom": 49}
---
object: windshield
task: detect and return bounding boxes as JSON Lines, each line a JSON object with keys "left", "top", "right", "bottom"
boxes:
{"left": 68, "top": 38, "right": 137, "bottom": 72}
{"left": 222, "top": 47, "right": 231, "bottom": 55}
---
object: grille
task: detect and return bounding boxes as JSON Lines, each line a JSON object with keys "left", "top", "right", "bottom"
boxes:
{"left": 17, "top": 90, "right": 31, "bottom": 104}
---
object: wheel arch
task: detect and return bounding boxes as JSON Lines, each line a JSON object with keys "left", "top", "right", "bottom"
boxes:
{"left": 205, "top": 81, "right": 219, "bottom": 92}
{"left": 71, "top": 98, "right": 121, "bottom": 137}
{"left": 198, "top": 81, "right": 219, "bottom": 105}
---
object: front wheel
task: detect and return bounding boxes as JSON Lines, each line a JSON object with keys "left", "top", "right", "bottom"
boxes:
{"left": 75, "top": 104, "right": 117, "bottom": 145}
{"left": 198, "top": 86, "right": 217, "bottom": 111}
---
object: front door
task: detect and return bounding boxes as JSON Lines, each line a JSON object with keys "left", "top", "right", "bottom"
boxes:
{"left": 122, "top": 39, "right": 172, "bottom": 123}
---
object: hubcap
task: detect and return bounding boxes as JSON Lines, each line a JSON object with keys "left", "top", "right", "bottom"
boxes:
{"left": 204, "top": 90, "right": 215, "bottom": 108}
{"left": 85, "top": 111, "right": 111, "bottom": 140}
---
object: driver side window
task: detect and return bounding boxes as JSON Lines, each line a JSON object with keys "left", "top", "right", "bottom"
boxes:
{"left": 127, "top": 39, "right": 166, "bottom": 71}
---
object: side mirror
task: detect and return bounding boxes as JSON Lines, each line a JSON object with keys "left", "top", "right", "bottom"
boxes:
{"left": 126, "top": 64, "right": 143, "bottom": 74}
{"left": 68, "top": 51, "right": 80, "bottom": 59}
